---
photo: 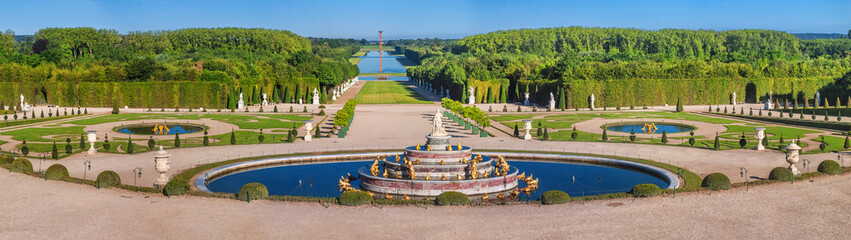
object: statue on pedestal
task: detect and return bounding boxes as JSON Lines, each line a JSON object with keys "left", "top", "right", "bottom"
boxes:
{"left": 468, "top": 86, "right": 475, "bottom": 104}
{"left": 430, "top": 109, "right": 448, "bottom": 137}
{"left": 590, "top": 94, "right": 596, "bottom": 109}
{"left": 237, "top": 92, "right": 245, "bottom": 110}
{"left": 312, "top": 88, "right": 319, "bottom": 105}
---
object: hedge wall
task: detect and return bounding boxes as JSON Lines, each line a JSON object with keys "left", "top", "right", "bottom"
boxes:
{"left": 559, "top": 77, "right": 834, "bottom": 108}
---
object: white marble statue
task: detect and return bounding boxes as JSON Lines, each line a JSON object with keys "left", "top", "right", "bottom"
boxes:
{"left": 237, "top": 92, "right": 245, "bottom": 110}
{"left": 261, "top": 93, "right": 268, "bottom": 106}
{"left": 816, "top": 91, "right": 821, "bottom": 106}
{"left": 312, "top": 88, "right": 319, "bottom": 105}
{"left": 548, "top": 92, "right": 556, "bottom": 110}
{"left": 732, "top": 92, "right": 737, "bottom": 106}
{"left": 468, "top": 86, "right": 475, "bottom": 104}
{"left": 524, "top": 92, "right": 530, "bottom": 106}
{"left": 590, "top": 94, "right": 596, "bottom": 109}
{"left": 431, "top": 109, "right": 448, "bottom": 137}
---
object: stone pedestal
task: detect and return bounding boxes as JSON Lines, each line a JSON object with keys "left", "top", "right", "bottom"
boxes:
{"left": 237, "top": 100, "right": 245, "bottom": 110}
{"left": 312, "top": 88, "right": 320, "bottom": 105}
{"left": 764, "top": 101, "right": 773, "bottom": 110}
{"left": 426, "top": 135, "right": 451, "bottom": 150}
{"left": 524, "top": 93, "right": 530, "bottom": 106}
{"left": 153, "top": 146, "right": 171, "bottom": 188}
{"left": 303, "top": 120, "right": 314, "bottom": 142}
{"left": 785, "top": 141, "right": 801, "bottom": 175}
{"left": 86, "top": 131, "right": 97, "bottom": 155}
{"left": 522, "top": 120, "right": 533, "bottom": 140}
{"left": 753, "top": 127, "right": 766, "bottom": 151}
{"left": 549, "top": 100, "right": 556, "bottom": 111}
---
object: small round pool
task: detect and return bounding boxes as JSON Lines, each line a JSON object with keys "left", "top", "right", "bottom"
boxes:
{"left": 203, "top": 159, "right": 671, "bottom": 199}
{"left": 606, "top": 122, "right": 693, "bottom": 134}
{"left": 116, "top": 124, "right": 205, "bottom": 135}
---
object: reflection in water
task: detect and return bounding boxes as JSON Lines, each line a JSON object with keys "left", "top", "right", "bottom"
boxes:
{"left": 357, "top": 51, "right": 407, "bottom": 73}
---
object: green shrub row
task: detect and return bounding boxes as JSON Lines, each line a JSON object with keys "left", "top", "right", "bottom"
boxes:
{"left": 714, "top": 113, "right": 851, "bottom": 131}
{"left": 1, "top": 115, "right": 79, "bottom": 128}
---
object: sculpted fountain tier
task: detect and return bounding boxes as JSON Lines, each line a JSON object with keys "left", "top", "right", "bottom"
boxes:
{"left": 355, "top": 109, "right": 532, "bottom": 199}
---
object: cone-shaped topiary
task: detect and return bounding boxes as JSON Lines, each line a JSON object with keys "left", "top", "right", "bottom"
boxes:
{"left": 541, "top": 190, "right": 570, "bottom": 205}
{"left": 631, "top": 184, "right": 661, "bottom": 197}
{"left": 602, "top": 128, "right": 608, "bottom": 141}
{"left": 338, "top": 190, "right": 373, "bottom": 206}
{"left": 126, "top": 137, "right": 134, "bottom": 153}
{"left": 163, "top": 178, "right": 190, "bottom": 197}
{"left": 230, "top": 131, "right": 236, "bottom": 145}
{"left": 701, "top": 173, "right": 731, "bottom": 190}
{"left": 542, "top": 127, "right": 549, "bottom": 140}
{"left": 148, "top": 137, "right": 155, "bottom": 150}
{"left": 714, "top": 135, "right": 720, "bottom": 150}
{"left": 768, "top": 167, "right": 793, "bottom": 182}
{"left": 174, "top": 133, "right": 180, "bottom": 147}
{"left": 111, "top": 99, "right": 119, "bottom": 114}
{"left": 844, "top": 136, "right": 850, "bottom": 149}
{"left": 96, "top": 171, "right": 121, "bottom": 188}
{"left": 203, "top": 131, "right": 209, "bottom": 146}
{"left": 45, "top": 164, "right": 69, "bottom": 180}
{"left": 513, "top": 123, "right": 519, "bottom": 137}
{"left": 236, "top": 182, "right": 269, "bottom": 202}
{"left": 51, "top": 142, "right": 58, "bottom": 159}
{"left": 661, "top": 130, "right": 668, "bottom": 144}
{"left": 676, "top": 97, "right": 683, "bottom": 112}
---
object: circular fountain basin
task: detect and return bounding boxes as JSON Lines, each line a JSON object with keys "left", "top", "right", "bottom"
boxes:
{"left": 116, "top": 123, "right": 206, "bottom": 135}
{"left": 605, "top": 122, "right": 694, "bottom": 134}
{"left": 198, "top": 152, "right": 677, "bottom": 199}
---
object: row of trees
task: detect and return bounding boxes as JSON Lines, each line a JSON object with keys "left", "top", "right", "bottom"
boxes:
{"left": 0, "top": 28, "right": 359, "bottom": 108}
{"left": 404, "top": 27, "right": 851, "bottom": 107}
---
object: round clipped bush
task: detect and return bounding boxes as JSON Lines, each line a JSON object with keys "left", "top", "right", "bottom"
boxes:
{"left": 817, "top": 160, "right": 842, "bottom": 175}
{"left": 236, "top": 182, "right": 269, "bottom": 201}
{"left": 540, "top": 190, "right": 570, "bottom": 205}
{"left": 44, "top": 164, "right": 69, "bottom": 180}
{"left": 701, "top": 173, "right": 731, "bottom": 190}
{"left": 1, "top": 155, "right": 14, "bottom": 164}
{"left": 769, "top": 167, "right": 793, "bottom": 182}
{"left": 163, "top": 178, "right": 190, "bottom": 197}
{"left": 436, "top": 191, "right": 470, "bottom": 206}
{"left": 10, "top": 158, "right": 33, "bottom": 173}
{"left": 338, "top": 190, "right": 373, "bottom": 206}
{"left": 631, "top": 183, "right": 661, "bottom": 197}
{"left": 96, "top": 170, "right": 121, "bottom": 188}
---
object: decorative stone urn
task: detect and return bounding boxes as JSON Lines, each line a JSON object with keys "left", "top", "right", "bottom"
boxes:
{"left": 303, "top": 120, "right": 314, "bottom": 142}
{"left": 153, "top": 146, "right": 171, "bottom": 188}
{"left": 785, "top": 140, "right": 801, "bottom": 175}
{"left": 86, "top": 131, "right": 98, "bottom": 155}
{"left": 522, "top": 120, "right": 533, "bottom": 140}
{"left": 753, "top": 127, "right": 766, "bottom": 151}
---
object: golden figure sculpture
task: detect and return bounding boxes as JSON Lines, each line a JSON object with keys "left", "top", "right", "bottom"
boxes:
{"left": 407, "top": 165, "right": 416, "bottom": 180}
{"left": 461, "top": 157, "right": 468, "bottom": 164}
{"left": 496, "top": 193, "right": 505, "bottom": 200}
{"left": 382, "top": 168, "right": 389, "bottom": 178}
{"left": 338, "top": 176, "right": 355, "bottom": 192}
{"left": 517, "top": 172, "right": 526, "bottom": 181}
{"left": 441, "top": 174, "right": 447, "bottom": 181}
{"left": 482, "top": 193, "right": 489, "bottom": 202}
{"left": 482, "top": 170, "right": 490, "bottom": 178}
{"left": 414, "top": 158, "right": 420, "bottom": 165}
{"left": 395, "top": 173, "right": 402, "bottom": 179}
{"left": 403, "top": 195, "right": 410, "bottom": 200}
{"left": 385, "top": 194, "right": 393, "bottom": 199}
{"left": 394, "top": 155, "right": 399, "bottom": 163}
{"left": 457, "top": 142, "right": 462, "bottom": 150}
{"left": 510, "top": 189, "right": 519, "bottom": 198}
{"left": 425, "top": 173, "right": 431, "bottom": 181}
{"left": 497, "top": 155, "right": 510, "bottom": 176}
{"left": 439, "top": 159, "right": 445, "bottom": 165}
{"left": 469, "top": 160, "right": 479, "bottom": 179}
{"left": 447, "top": 145, "right": 453, "bottom": 151}
{"left": 642, "top": 123, "right": 658, "bottom": 134}
{"left": 457, "top": 173, "right": 463, "bottom": 180}
{"left": 416, "top": 143, "right": 421, "bottom": 151}
{"left": 426, "top": 145, "right": 431, "bottom": 151}
{"left": 152, "top": 124, "right": 170, "bottom": 135}
{"left": 370, "top": 158, "right": 380, "bottom": 176}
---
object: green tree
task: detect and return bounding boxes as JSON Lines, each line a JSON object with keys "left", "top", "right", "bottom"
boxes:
{"left": 661, "top": 130, "right": 668, "bottom": 144}
{"left": 51, "top": 142, "right": 58, "bottom": 159}
{"left": 714, "top": 134, "right": 720, "bottom": 150}
{"left": 676, "top": 98, "right": 683, "bottom": 112}
{"left": 126, "top": 137, "right": 134, "bottom": 153}
{"left": 203, "top": 131, "right": 209, "bottom": 146}
{"left": 601, "top": 128, "right": 608, "bottom": 141}
{"left": 148, "top": 136, "right": 155, "bottom": 149}
{"left": 230, "top": 131, "right": 236, "bottom": 145}
{"left": 174, "top": 133, "right": 180, "bottom": 147}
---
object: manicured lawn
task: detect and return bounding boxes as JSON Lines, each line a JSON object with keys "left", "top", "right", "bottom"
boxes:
{"left": 348, "top": 58, "right": 361, "bottom": 64}
{"left": 1, "top": 126, "right": 86, "bottom": 142}
{"left": 354, "top": 81, "right": 432, "bottom": 104}
{"left": 807, "top": 135, "right": 849, "bottom": 153}
{"left": 65, "top": 113, "right": 309, "bottom": 129}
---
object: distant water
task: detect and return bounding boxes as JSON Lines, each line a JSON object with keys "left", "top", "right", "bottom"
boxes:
{"left": 356, "top": 51, "right": 407, "bottom": 73}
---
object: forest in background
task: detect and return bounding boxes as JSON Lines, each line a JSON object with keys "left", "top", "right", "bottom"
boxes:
{"left": 0, "top": 28, "right": 361, "bottom": 108}
{"left": 400, "top": 27, "right": 851, "bottom": 108}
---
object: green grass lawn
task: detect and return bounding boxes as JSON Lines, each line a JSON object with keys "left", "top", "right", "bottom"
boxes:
{"left": 1, "top": 126, "right": 86, "bottom": 142}
{"left": 349, "top": 58, "right": 361, "bottom": 64}
{"left": 807, "top": 135, "right": 850, "bottom": 153}
{"left": 354, "top": 81, "right": 432, "bottom": 104}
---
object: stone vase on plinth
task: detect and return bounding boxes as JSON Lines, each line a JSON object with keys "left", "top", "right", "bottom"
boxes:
{"left": 153, "top": 146, "right": 171, "bottom": 188}
{"left": 86, "top": 131, "right": 98, "bottom": 155}
{"left": 785, "top": 141, "right": 801, "bottom": 175}
{"left": 522, "top": 120, "right": 533, "bottom": 140}
{"left": 303, "top": 120, "right": 314, "bottom": 142}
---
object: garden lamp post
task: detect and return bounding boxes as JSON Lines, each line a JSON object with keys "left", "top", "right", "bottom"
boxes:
{"left": 133, "top": 167, "right": 142, "bottom": 187}
{"left": 833, "top": 151, "right": 844, "bottom": 169}
{"left": 83, "top": 160, "right": 92, "bottom": 180}
{"left": 740, "top": 167, "right": 749, "bottom": 192}
{"left": 39, "top": 153, "right": 45, "bottom": 172}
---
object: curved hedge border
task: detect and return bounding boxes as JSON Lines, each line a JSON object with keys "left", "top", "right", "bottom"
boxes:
{"left": 10, "top": 158, "right": 33, "bottom": 173}
{"left": 45, "top": 164, "right": 69, "bottom": 180}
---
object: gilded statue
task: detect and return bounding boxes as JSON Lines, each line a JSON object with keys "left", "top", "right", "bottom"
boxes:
{"left": 385, "top": 194, "right": 393, "bottom": 199}
{"left": 469, "top": 160, "right": 479, "bottom": 179}
{"left": 457, "top": 173, "right": 463, "bottom": 180}
{"left": 481, "top": 193, "right": 489, "bottom": 202}
{"left": 416, "top": 143, "right": 421, "bottom": 151}
{"left": 370, "top": 158, "right": 380, "bottom": 176}
{"left": 425, "top": 173, "right": 431, "bottom": 181}
{"left": 439, "top": 159, "right": 445, "bottom": 165}
{"left": 441, "top": 174, "right": 447, "bottom": 181}
{"left": 407, "top": 165, "right": 416, "bottom": 180}
{"left": 414, "top": 158, "right": 420, "bottom": 165}
{"left": 382, "top": 168, "right": 389, "bottom": 178}
{"left": 427, "top": 145, "right": 432, "bottom": 151}
{"left": 457, "top": 142, "right": 462, "bottom": 150}
{"left": 447, "top": 145, "right": 453, "bottom": 151}
{"left": 403, "top": 195, "right": 410, "bottom": 200}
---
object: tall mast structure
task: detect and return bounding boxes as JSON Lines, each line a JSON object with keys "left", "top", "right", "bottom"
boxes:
{"left": 378, "top": 30, "right": 384, "bottom": 80}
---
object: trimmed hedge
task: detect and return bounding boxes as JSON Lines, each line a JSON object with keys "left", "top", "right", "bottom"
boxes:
{"left": 701, "top": 173, "right": 731, "bottom": 190}
{"left": 163, "top": 178, "right": 190, "bottom": 197}
{"left": 44, "top": 164, "right": 69, "bottom": 180}
{"left": 338, "top": 190, "right": 373, "bottom": 206}
{"left": 714, "top": 113, "right": 851, "bottom": 131}
{"left": 436, "top": 191, "right": 470, "bottom": 206}
{"left": 236, "top": 182, "right": 269, "bottom": 202}
{"left": 769, "top": 167, "right": 794, "bottom": 182}
{"left": 631, "top": 183, "right": 661, "bottom": 197}
{"left": 1, "top": 155, "right": 14, "bottom": 164}
{"left": 817, "top": 160, "right": 842, "bottom": 175}
{"left": 10, "top": 158, "right": 33, "bottom": 173}
{"left": 96, "top": 171, "right": 122, "bottom": 188}
{"left": 541, "top": 190, "right": 570, "bottom": 205}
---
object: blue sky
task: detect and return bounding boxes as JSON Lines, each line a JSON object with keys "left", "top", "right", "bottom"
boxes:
{"left": 0, "top": 0, "right": 848, "bottom": 40}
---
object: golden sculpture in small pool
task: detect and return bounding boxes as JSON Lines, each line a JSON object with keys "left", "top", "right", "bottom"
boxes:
{"left": 370, "top": 158, "right": 380, "bottom": 176}
{"left": 152, "top": 124, "right": 170, "bottom": 135}
{"left": 641, "top": 123, "right": 658, "bottom": 134}
{"left": 416, "top": 143, "right": 421, "bottom": 151}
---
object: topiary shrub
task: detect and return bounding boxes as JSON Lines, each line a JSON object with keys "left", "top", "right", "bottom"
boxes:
{"left": 338, "top": 190, "right": 373, "bottom": 206}
{"left": 10, "top": 158, "right": 33, "bottom": 173}
{"left": 817, "top": 160, "right": 842, "bottom": 175}
{"left": 701, "top": 173, "right": 731, "bottom": 190}
{"left": 769, "top": 167, "right": 793, "bottom": 182}
{"left": 631, "top": 183, "right": 661, "bottom": 197}
{"left": 436, "top": 191, "right": 469, "bottom": 206}
{"left": 44, "top": 164, "right": 69, "bottom": 180}
{"left": 163, "top": 178, "right": 190, "bottom": 197}
{"left": 236, "top": 182, "right": 269, "bottom": 201}
{"left": 540, "top": 190, "right": 570, "bottom": 205}
{"left": 96, "top": 170, "right": 122, "bottom": 188}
